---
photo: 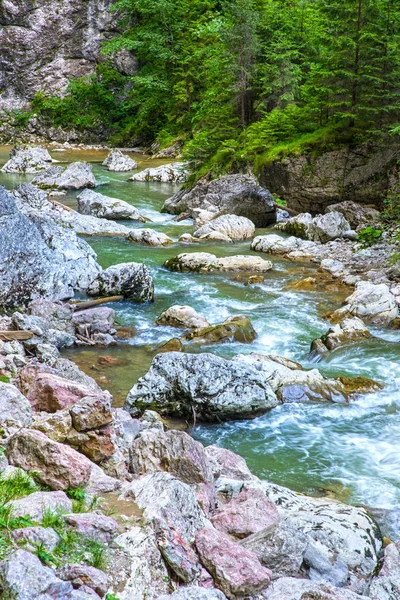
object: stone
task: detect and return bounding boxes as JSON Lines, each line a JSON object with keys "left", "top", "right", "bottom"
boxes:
{"left": 326, "top": 201, "right": 380, "bottom": 229}
{"left": 127, "top": 228, "right": 173, "bottom": 246}
{"left": 12, "top": 311, "right": 75, "bottom": 350}
{"left": 164, "top": 252, "right": 273, "bottom": 273}
{"left": 31, "top": 410, "right": 72, "bottom": 442}
{"left": 129, "top": 429, "right": 213, "bottom": 484}
{"left": 205, "top": 445, "right": 254, "bottom": 482}
{"left": 0, "top": 186, "right": 101, "bottom": 308}
{"left": 77, "top": 188, "right": 145, "bottom": 221}
{"left": 130, "top": 162, "right": 188, "bottom": 182}
{"left": 26, "top": 372, "right": 104, "bottom": 412}
{"left": 162, "top": 174, "right": 276, "bottom": 227}
{"left": 1, "top": 145, "right": 53, "bottom": 173}
{"left": 87, "top": 262, "right": 154, "bottom": 302}
{"left": 156, "top": 522, "right": 201, "bottom": 582}
{"left": 65, "top": 513, "right": 118, "bottom": 544}
{"left": 156, "top": 305, "right": 210, "bottom": 329}
{"left": 58, "top": 564, "right": 108, "bottom": 597}
{"left": 368, "top": 542, "right": 400, "bottom": 600}
{"left": 103, "top": 149, "right": 138, "bottom": 172}
{"left": 181, "top": 315, "right": 257, "bottom": 345}
{"left": 0, "top": 383, "right": 32, "bottom": 427}
{"left": 9, "top": 491, "right": 72, "bottom": 521}
{"left": 70, "top": 394, "right": 113, "bottom": 432}
{"left": 0, "top": 550, "right": 75, "bottom": 599}
{"left": 193, "top": 214, "right": 256, "bottom": 242}
{"left": 309, "top": 211, "right": 351, "bottom": 242}
{"left": 331, "top": 281, "right": 399, "bottom": 325}
{"left": 86, "top": 463, "right": 121, "bottom": 495}
{"left": 156, "top": 338, "right": 183, "bottom": 353}
{"left": 125, "top": 352, "right": 278, "bottom": 422}
{"left": 195, "top": 526, "right": 272, "bottom": 599}
{"left": 211, "top": 488, "right": 279, "bottom": 539}
{"left": 111, "top": 525, "right": 171, "bottom": 599}
{"left": 310, "top": 317, "right": 372, "bottom": 359}
{"left": 11, "top": 526, "right": 60, "bottom": 552}
{"left": 156, "top": 591, "right": 227, "bottom": 600}
{"left": 7, "top": 428, "right": 93, "bottom": 490}
{"left": 122, "top": 472, "right": 209, "bottom": 544}
{"left": 32, "top": 162, "right": 97, "bottom": 190}
{"left": 68, "top": 424, "right": 116, "bottom": 464}
{"left": 72, "top": 306, "right": 116, "bottom": 339}
{"left": 264, "top": 577, "right": 369, "bottom": 600}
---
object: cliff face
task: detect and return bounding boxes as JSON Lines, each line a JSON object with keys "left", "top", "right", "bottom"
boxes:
{"left": 0, "top": 0, "right": 135, "bottom": 111}
{"left": 259, "top": 143, "right": 400, "bottom": 214}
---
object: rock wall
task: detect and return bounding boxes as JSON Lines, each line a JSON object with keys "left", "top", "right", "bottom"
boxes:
{"left": 259, "top": 143, "right": 400, "bottom": 214}
{"left": 0, "top": 0, "right": 135, "bottom": 112}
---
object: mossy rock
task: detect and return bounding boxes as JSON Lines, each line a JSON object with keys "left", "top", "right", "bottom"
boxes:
{"left": 339, "top": 376, "right": 383, "bottom": 396}
{"left": 182, "top": 316, "right": 257, "bottom": 345}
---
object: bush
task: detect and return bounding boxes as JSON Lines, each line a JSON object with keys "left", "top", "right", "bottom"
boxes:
{"left": 356, "top": 226, "right": 383, "bottom": 248}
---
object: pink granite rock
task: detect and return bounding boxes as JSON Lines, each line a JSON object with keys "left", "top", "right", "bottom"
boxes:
{"left": 27, "top": 372, "right": 100, "bottom": 412}
{"left": 204, "top": 445, "right": 254, "bottom": 481}
{"left": 58, "top": 563, "right": 108, "bottom": 597}
{"left": 211, "top": 488, "right": 279, "bottom": 539}
{"left": 70, "top": 394, "right": 113, "bottom": 432}
{"left": 65, "top": 513, "right": 118, "bottom": 544}
{"left": 195, "top": 526, "right": 272, "bottom": 599}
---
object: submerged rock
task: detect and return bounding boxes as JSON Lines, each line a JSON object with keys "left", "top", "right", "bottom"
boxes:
{"left": 127, "top": 228, "right": 173, "bottom": 246}
{"left": 162, "top": 174, "right": 276, "bottom": 227}
{"left": 193, "top": 214, "right": 256, "bottom": 242}
{"left": 32, "top": 162, "right": 97, "bottom": 190}
{"left": 125, "top": 352, "right": 278, "bottom": 421}
{"left": 156, "top": 305, "right": 210, "bottom": 329}
{"left": 87, "top": 262, "right": 154, "bottom": 302}
{"left": 164, "top": 252, "right": 273, "bottom": 273}
{"left": 130, "top": 163, "right": 188, "bottom": 183}
{"left": 77, "top": 188, "right": 145, "bottom": 221}
{"left": 181, "top": 315, "right": 257, "bottom": 345}
{"left": 1, "top": 145, "right": 53, "bottom": 173}
{"left": 103, "top": 149, "right": 138, "bottom": 172}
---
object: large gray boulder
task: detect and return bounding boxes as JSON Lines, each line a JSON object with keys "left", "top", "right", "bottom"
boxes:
{"left": 164, "top": 252, "right": 273, "bottom": 273}
{"left": 331, "top": 281, "right": 399, "bottom": 325}
{"left": 125, "top": 352, "right": 278, "bottom": 421}
{"left": 130, "top": 162, "right": 188, "bottom": 183}
{"left": 77, "top": 188, "right": 145, "bottom": 221}
{"left": 193, "top": 214, "right": 255, "bottom": 242}
{"left": 368, "top": 542, "right": 400, "bottom": 600}
{"left": 326, "top": 201, "right": 380, "bottom": 229}
{"left": 278, "top": 211, "right": 351, "bottom": 243}
{"left": 103, "top": 149, "right": 137, "bottom": 172}
{"left": 1, "top": 145, "right": 52, "bottom": 173}
{"left": 0, "top": 186, "right": 100, "bottom": 308}
{"left": 162, "top": 174, "right": 276, "bottom": 227}
{"left": 0, "top": 383, "right": 32, "bottom": 427}
{"left": 32, "top": 162, "right": 97, "bottom": 190}
{"left": 87, "top": 262, "right": 154, "bottom": 302}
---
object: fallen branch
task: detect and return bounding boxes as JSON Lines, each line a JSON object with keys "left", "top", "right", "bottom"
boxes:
{"left": 75, "top": 333, "right": 96, "bottom": 346}
{"left": 70, "top": 295, "right": 124, "bottom": 312}
{"left": 0, "top": 331, "right": 34, "bottom": 341}
{"left": 273, "top": 201, "right": 298, "bottom": 216}
{"left": 49, "top": 199, "right": 78, "bottom": 213}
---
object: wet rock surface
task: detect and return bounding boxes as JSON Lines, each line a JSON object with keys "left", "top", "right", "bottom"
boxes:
{"left": 102, "top": 150, "right": 138, "bottom": 172}
{"left": 77, "top": 189, "right": 145, "bottom": 221}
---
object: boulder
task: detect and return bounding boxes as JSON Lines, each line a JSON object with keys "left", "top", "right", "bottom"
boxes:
{"left": 162, "top": 174, "right": 276, "bottom": 227}
{"left": 211, "top": 488, "right": 279, "bottom": 539}
{"left": 11, "top": 526, "right": 60, "bottom": 552}
{"left": 130, "top": 162, "right": 188, "bottom": 182}
{"left": 9, "top": 490, "right": 72, "bottom": 521}
{"left": 77, "top": 189, "right": 145, "bottom": 221}
{"left": 103, "top": 149, "right": 138, "bottom": 172}
{"left": 368, "top": 542, "right": 400, "bottom": 600}
{"left": 125, "top": 352, "right": 278, "bottom": 422}
{"left": 195, "top": 526, "right": 272, "bottom": 599}
{"left": 65, "top": 513, "right": 118, "bottom": 544}
{"left": 326, "top": 201, "right": 380, "bottom": 229}
{"left": 70, "top": 394, "right": 113, "bottom": 432}
{"left": 310, "top": 317, "right": 372, "bottom": 359}
{"left": 331, "top": 281, "right": 399, "bottom": 325}
{"left": 72, "top": 306, "right": 116, "bottom": 341}
{"left": 1, "top": 145, "right": 53, "bottom": 173}
{"left": 193, "top": 214, "right": 255, "bottom": 242}
{"left": 127, "top": 228, "right": 173, "bottom": 246}
{"left": 0, "top": 186, "right": 101, "bottom": 308}
{"left": 12, "top": 311, "right": 75, "bottom": 350}
{"left": 251, "top": 233, "right": 320, "bottom": 258}
{"left": 181, "top": 315, "right": 257, "bottom": 345}
{"left": 278, "top": 211, "right": 351, "bottom": 243}
{"left": 0, "top": 550, "right": 76, "bottom": 599}
{"left": 7, "top": 428, "right": 93, "bottom": 490}
{"left": 234, "top": 353, "right": 379, "bottom": 402}
{"left": 122, "top": 472, "right": 209, "bottom": 544}
{"left": 129, "top": 429, "right": 213, "bottom": 484}
{"left": 26, "top": 372, "right": 104, "bottom": 412}
{"left": 0, "top": 383, "right": 32, "bottom": 427}
{"left": 156, "top": 521, "right": 201, "bottom": 583}
{"left": 58, "top": 564, "right": 108, "bottom": 597}
{"left": 156, "top": 590, "right": 227, "bottom": 600}
{"left": 205, "top": 445, "right": 254, "bottom": 482}
{"left": 32, "top": 162, "right": 97, "bottom": 190}
{"left": 156, "top": 305, "right": 210, "bottom": 329}
{"left": 87, "top": 262, "right": 154, "bottom": 302}
{"left": 264, "top": 577, "right": 369, "bottom": 600}
{"left": 31, "top": 410, "right": 72, "bottom": 443}
{"left": 164, "top": 252, "right": 273, "bottom": 273}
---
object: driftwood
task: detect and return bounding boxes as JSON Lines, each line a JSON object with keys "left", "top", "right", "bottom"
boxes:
{"left": 0, "top": 331, "right": 34, "bottom": 341}
{"left": 173, "top": 212, "right": 191, "bottom": 222}
{"left": 49, "top": 199, "right": 77, "bottom": 213}
{"left": 273, "top": 201, "right": 298, "bottom": 216}
{"left": 70, "top": 295, "right": 124, "bottom": 312}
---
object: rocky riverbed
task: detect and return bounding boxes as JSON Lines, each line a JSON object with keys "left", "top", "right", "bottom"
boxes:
{"left": 0, "top": 144, "right": 400, "bottom": 599}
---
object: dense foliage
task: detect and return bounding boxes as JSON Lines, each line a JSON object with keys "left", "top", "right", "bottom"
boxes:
{"left": 28, "top": 0, "right": 400, "bottom": 175}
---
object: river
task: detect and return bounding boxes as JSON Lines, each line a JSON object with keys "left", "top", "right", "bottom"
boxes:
{"left": 1, "top": 145, "right": 400, "bottom": 512}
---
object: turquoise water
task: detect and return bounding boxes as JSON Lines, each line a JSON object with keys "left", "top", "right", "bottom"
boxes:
{"left": 1, "top": 145, "right": 400, "bottom": 509}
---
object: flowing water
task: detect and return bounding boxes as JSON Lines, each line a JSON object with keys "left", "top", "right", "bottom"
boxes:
{"left": 1, "top": 145, "right": 400, "bottom": 511}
